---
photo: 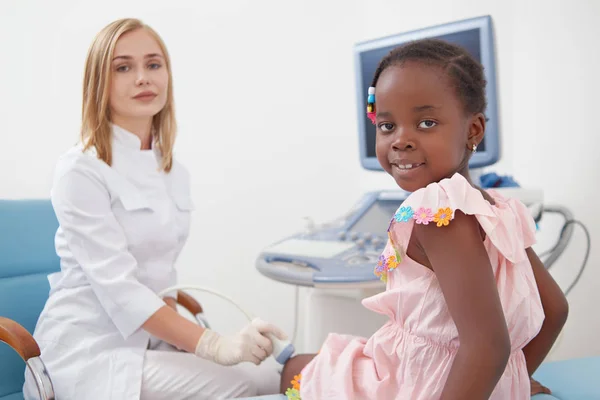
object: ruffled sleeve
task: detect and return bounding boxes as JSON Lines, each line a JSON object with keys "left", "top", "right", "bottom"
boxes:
{"left": 490, "top": 190, "right": 538, "bottom": 249}
{"left": 379, "top": 174, "right": 535, "bottom": 282}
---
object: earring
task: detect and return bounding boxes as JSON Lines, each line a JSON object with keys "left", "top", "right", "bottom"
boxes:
{"left": 472, "top": 144, "right": 477, "bottom": 153}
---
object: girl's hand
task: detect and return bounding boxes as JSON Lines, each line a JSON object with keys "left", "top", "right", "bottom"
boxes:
{"left": 530, "top": 377, "right": 551, "bottom": 395}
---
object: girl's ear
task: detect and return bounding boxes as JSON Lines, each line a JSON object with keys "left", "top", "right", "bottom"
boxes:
{"left": 467, "top": 112, "right": 486, "bottom": 150}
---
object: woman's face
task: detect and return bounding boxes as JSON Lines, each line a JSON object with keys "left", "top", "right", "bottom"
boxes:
{"left": 109, "top": 28, "right": 169, "bottom": 124}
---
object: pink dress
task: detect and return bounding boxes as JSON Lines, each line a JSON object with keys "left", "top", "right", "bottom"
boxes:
{"left": 300, "top": 173, "right": 545, "bottom": 400}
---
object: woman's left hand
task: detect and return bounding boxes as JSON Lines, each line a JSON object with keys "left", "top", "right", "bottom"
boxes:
{"left": 530, "top": 377, "right": 551, "bottom": 395}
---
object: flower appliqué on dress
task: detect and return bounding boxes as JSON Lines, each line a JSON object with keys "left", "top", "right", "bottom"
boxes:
{"left": 374, "top": 253, "right": 399, "bottom": 283}
{"left": 433, "top": 207, "right": 453, "bottom": 227}
{"left": 285, "top": 388, "right": 301, "bottom": 400}
{"left": 291, "top": 374, "right": 301, "bottom": 390}
{"left": 414, "top": 207, "right": 434, "bottom": 225}
{"left": 393, "top": 206, "right": 414, "bottom": 222}
{"left": 286, "top": 374, "right": 302, "bottom": 399}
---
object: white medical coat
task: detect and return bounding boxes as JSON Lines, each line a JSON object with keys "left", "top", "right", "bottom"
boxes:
{"left": 23, "top": 125, "right": 194, "bottom": 400}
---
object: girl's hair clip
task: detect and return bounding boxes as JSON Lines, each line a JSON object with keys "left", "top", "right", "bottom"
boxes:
{"left": 366, "top": 86, "right": 376, "bottom": 124}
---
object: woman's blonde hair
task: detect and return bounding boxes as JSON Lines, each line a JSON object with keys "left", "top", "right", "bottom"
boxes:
{"left": 81, "top": 18, "right": 176, "bottom": 172}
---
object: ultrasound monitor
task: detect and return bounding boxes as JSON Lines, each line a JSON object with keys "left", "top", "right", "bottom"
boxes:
{"left": 353, "top": 15, "right": 500, "bottom": 171}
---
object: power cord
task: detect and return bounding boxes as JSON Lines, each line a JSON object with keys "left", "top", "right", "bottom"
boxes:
{"left": 536, "top": 206, "right": 590, "bottom": 297}
{"left": 558, "top": 220, "right": 590, "bottom": 297}
{"left": 533, "top": 215, "right": 590, "bottom": 359}
{"left": 543, "top": 219, "right": 590, "bottom": 358}
{"left": 158, "top": 285, "right": 256, "bottom": 320}
{"left": 157, "top": 284, "right": 296, "bottom": 365}
{"left": 537, "top": 214, "right": 569, "bottom": 259}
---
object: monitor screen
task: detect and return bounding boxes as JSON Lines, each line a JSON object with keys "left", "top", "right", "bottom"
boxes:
{"left": 354, "top": 16, "right": 500, "bottom": 171}
{"left": 349, "top": 199, "right": 402, "bottom": 236}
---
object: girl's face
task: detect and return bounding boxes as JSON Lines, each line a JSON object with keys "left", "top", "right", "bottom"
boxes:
{"left": 109, "top": 28, "right": 169, "bottom": 126}
{"left": 374, "top": 62, "right": 484, "bottom": 192}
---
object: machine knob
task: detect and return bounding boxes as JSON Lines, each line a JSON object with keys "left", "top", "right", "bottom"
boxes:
{"left": 356, "top": 238, "right": 366, "bottom": 248}
{"left": 337, "top": 231, "right": 347, "bottom": 241}
{"left": 350, "top": 231, "right": 359, "bottom": 241}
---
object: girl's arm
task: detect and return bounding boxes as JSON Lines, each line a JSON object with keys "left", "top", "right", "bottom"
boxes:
{"left": 414, "top": 211, "right": 511, "bottom": 400}
{"left": 522, "top": 247, "right": 569, "bottom": 375}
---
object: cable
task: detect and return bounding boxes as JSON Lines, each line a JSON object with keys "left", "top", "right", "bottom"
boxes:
{"left": 539, "top": 205, "right": 575, "bottom": 270}
{"left": 157, "top": 284, "right": 297, "bottom": 365}
{"left": 158, "top": 285, "right": 256, "bottom": 321}
{"left": 536, "top": 218, "right": 590, "bottom": 359}
{"left": 159, "top": 283, "right": 300, "bottom": 342}
{"left": 537, "top": 209, "right": 569, "bottom": 259}
{"left": 544, "top": 219, "right": 590, "bottom": 357}
{"left": 560, "top": 220, "right": 590, "bottom": 297}
{"left": 536, "top": 208, "right": 590, "bottom": 296}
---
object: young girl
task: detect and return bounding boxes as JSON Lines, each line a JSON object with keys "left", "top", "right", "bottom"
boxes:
{"left": 281, "top": 39, "right": 568, "bottom": 399}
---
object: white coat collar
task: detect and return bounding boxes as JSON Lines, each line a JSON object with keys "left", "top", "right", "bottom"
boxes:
{"left": 112, "top": 123, "right": 155, "bottom": 152}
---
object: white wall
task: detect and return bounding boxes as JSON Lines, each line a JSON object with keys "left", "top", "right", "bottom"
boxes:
{"left": 1, "top": 0, "right": 598, "bottom": 361}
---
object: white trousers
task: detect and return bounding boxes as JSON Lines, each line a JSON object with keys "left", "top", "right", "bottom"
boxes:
{"left": 140, "top": 340, "right": 281, "bottom": 400}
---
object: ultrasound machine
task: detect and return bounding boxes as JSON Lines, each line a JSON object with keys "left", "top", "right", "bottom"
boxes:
{"left": 251, "top": 15, "right": 598, "bottom": 400}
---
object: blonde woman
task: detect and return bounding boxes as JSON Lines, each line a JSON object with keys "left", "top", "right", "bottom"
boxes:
{"left": 23, "top": 18, "right": 284, "bottom": 400}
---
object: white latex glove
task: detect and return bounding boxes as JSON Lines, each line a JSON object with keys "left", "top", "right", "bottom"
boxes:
{"left": 195, "top": 318, "right": 288, "bottom": 366}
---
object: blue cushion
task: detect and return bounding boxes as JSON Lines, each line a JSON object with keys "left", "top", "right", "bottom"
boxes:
{"left": 533, "top": 356, "right": 600, "bottom": 400}
{"left": 0, "top": 200, "right": 60, "bottom": 279}
{"left": 0, "top": 392, "right": 24, "bottom": 400}
{"left": 0, "top": 200, "right": 60, "bottom": 398}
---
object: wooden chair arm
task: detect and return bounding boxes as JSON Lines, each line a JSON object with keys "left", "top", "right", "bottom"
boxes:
{"left": 0, "top": 316, "right": 40, "bottom": 361}
{"left": 176, "top": 290, "right": 204, "bottom": 315}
